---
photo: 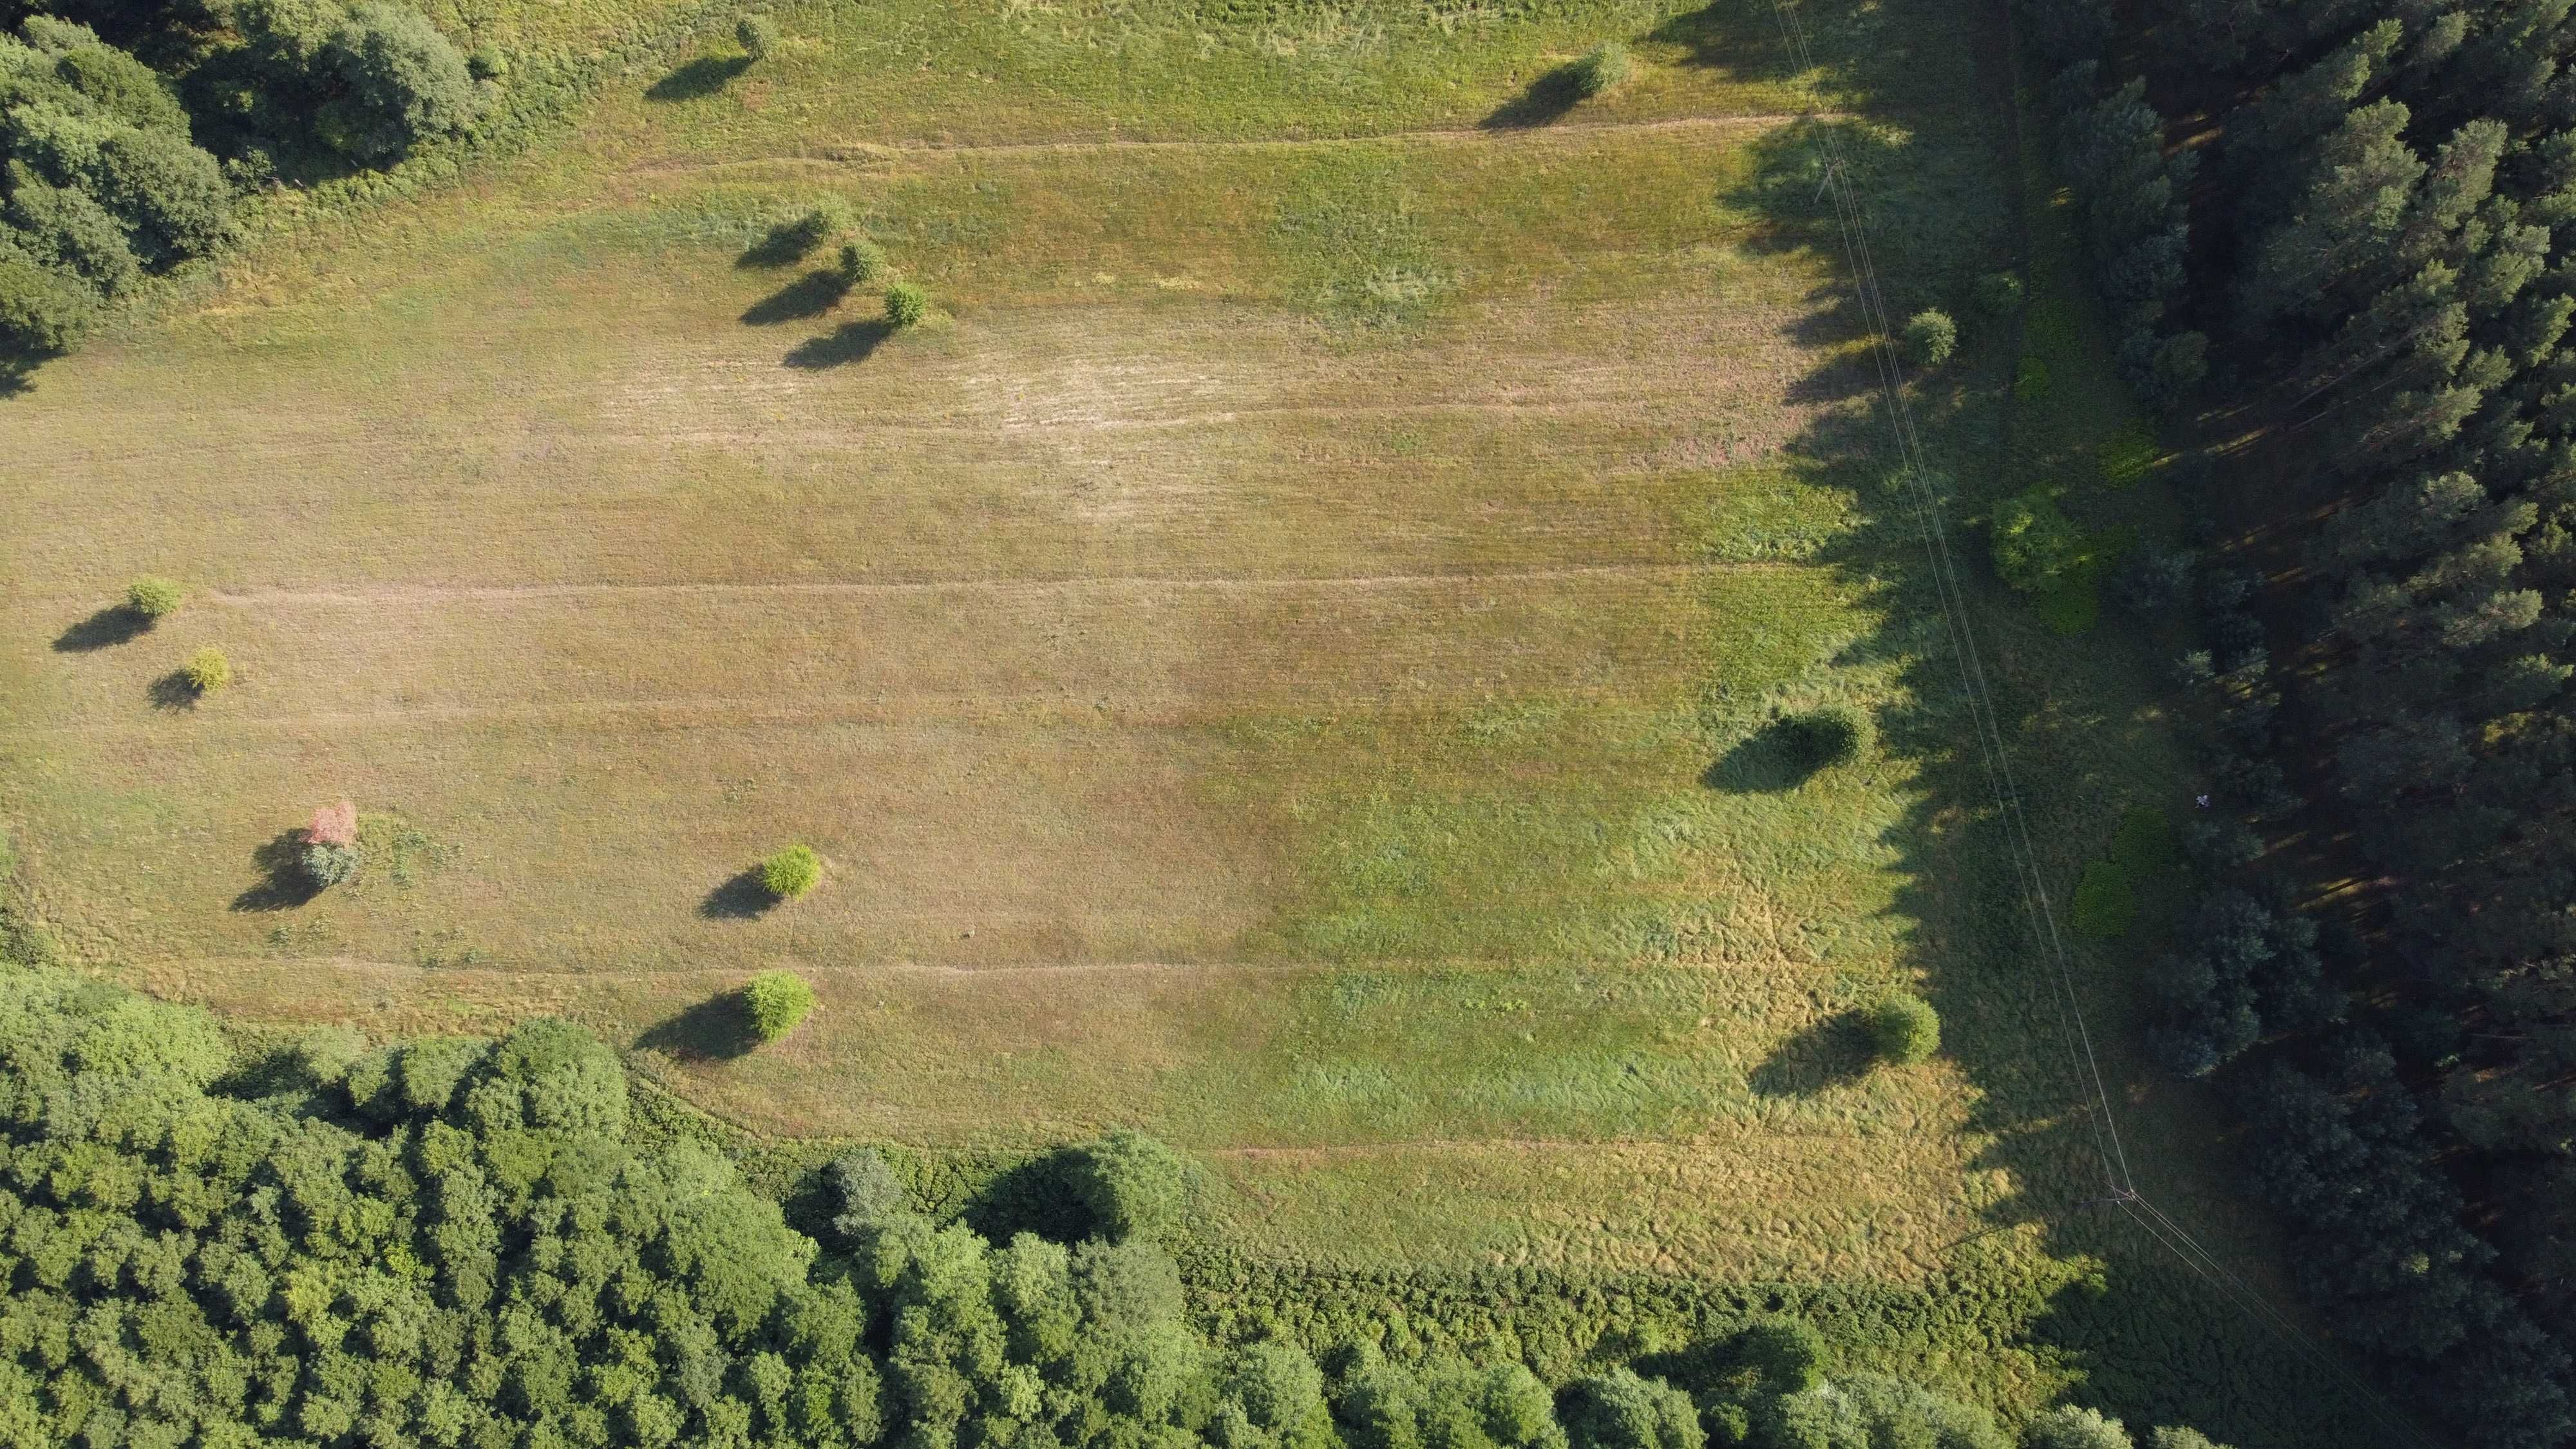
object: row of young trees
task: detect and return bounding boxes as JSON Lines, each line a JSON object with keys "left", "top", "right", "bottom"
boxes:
{"left": 0, "top": 963, "right": 2242, "bottom": 1449}
{"left": 0, "top": 0, "right": 487, "bottom": 353}
{"left": 2014, "top": 0, "right": 2576, "bottom": 1443}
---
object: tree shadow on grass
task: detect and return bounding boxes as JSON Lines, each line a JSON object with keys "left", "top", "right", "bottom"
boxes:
{"left": 784, "top": 319, "right": 891, "bottom": 370}
{"left": 699, "top": 868, "right": 777, "bottom": 920}
{"left": 635, "top": 991, "right": 762, "bottom": 1061}
{"left": 231, "top": 831, "right": 319, "bottom": 911}
{"left": 1479, "top": 68, "right": 1585, "bottom": 129}
{"left": 1701, "top": 719, "right": 1827, "bottom": 792}
{"left": 645, "top": 54, "right": 749, "bottom": 102}
{"left": 961, "top": 1149, "right": 1097, "bottom": 1244}
{"left": 147, "top": 671, "right": 202, "bottom": 711}
{"left": 741, "top": 270, "right": 851, "bottom": 325}
{"left": 1748, "top": 1010, "right": 1874, "bottom": 1096}
{"left": 53, "top": 605, "right": 152, "bottom": 652}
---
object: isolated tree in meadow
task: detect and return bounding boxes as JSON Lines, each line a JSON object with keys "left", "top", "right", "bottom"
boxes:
{"left": 742, "top": 969, "right": 815, "bottom": 1041}
{"left": 762, "top": 842, "right": 821, "bottom": 899}
{"left": 124, "top": 575, "right": 184, "bottom": 618}
{"left": 184, "top": 645, "right": 231, "bottom": 694}
{"left": 1568, "top": 41, "right": 1630, "bottom": 99}
{"left": 884, "top": 279, "right": 929, "bottom": 328}
{"left": 1868, "top": 994, "right": 1940, "bottom": 1065}
{"left": 737, "top": 14, "right": 781, "bottom": 61}
{"left": 1792, "top": 703, "right": 1873, "bottom": 768}
{"left": 837, "top": 238, "right": 886, "bottom": 285}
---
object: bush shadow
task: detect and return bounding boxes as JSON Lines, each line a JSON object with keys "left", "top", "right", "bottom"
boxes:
{"left": 784, "top": 319, "right": 892, "bottom": 370}
{"left": 645, "top": 54, "right": 750, "bottom": 102}
{"left": 1702, "top": 719, "right": 1827, "bottom": 793}
{"left": 699, "top": 868, "right": 777, "bottom": 920}
{"left": 738, "top": 223, "right": 828, "bottom": 269}
{"left": 1748, "top": 1010, "right": 1873, "bottom": 1096}
{"left": 53, "top": 605, "right": 152, "bottom": 652}
{"left": 147, "top": 671, "right": 202, "bottom": 711}
{"left": 231, "top": 831, "right": 319, "bottom": 911}
{"left": 634, "top": 991, "right": 762, "bottom": 1061}
{"left": 961, "top": 1149, "right": 1096, "bottom": 1244}
{"left": 1479, "top": 68, "right": 1584, "bottom": 129}
{"left": 741, "top": 270, "right": 851, "bottom": 325}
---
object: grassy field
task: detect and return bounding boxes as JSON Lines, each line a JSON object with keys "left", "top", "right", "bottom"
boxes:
{"left": 0, "top": 0, "right": 2371, "bottom": 1437}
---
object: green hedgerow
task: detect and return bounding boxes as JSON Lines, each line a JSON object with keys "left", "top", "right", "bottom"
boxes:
{"left": 1901, "top": 308, "right": 1957, "bottom": 367}
{"left": 884, "top": 281, "right": 929, "bottom": 328}
{"left": 741, "top": 969, "right": 815, "bottom": 1042}
{"left": 837, "top": 238, "right": 887, "bottom": 285}
{"left": 1973, "top": 271, "right": 2023, "bottom": 316}
{"left": 126, "top": 576, "right": 185, "bottom": 618}
{"left": 761, "top": 844, "right": 821, "bottom": 900}
{"left": 184, "top": 646, "right": 231, "bottom": 694}
{"left": 1867, "top": 994, "right": 1940, "bottom": 1065}
{"left": 736, "top": 14, "right": 781, "bottom": 61}
{"left": 1791, "top": 703, "right": 1873, "bottom": 768}
{"left": 1568, "top": 41, "right": 1631, "bottom": 98}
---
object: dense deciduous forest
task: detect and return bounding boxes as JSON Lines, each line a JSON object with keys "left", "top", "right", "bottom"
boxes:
{"left": 2020, "top": 0, "right": 2576, "bottom": 1443}
{"left": 0, "top": 0, "right": 487, "bottom": 352}
{"left": 0, "top": 965, "right": 2237, "bottom": 1449}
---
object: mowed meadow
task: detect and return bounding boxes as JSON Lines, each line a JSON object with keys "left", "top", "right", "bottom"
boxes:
{"left": 0, "top": 0, "right": 2344, "bottom": 1425}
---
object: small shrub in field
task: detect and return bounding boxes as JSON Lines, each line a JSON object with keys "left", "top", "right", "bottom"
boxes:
{"left": 837, "top": 238, "right": 886, "bottom": 285}
{"left": 736, "top": 14, "right": 780, "bottom": 60}
{"left": 741, "top": 970, "right": 815, "bottom": 1041}
{"left": 762, "top": 201, "right": 849, "bottom": 260}
{"left": 1791, "top": 703, "right": 1873, "bottom": 768}
{"left": 1901, "top": 308, "right": 1957, "bottom": 366}
{"left": 184, "top": 646, "right": 231, "bottom": 694}
{"left": 303, "top": 841, "right": 361, "bottom": 886}
{"left": 1990, "top": 489, "right": 2084, "bottom": 592}
{"left": 884, "top": 281, "right": 929, "bottom": 328}
{"left": 761, "top": 844, "right": 821, "bottom": 900}
{"left": 1568, "top": 41, "right": 1631, "bottom": 97}
{"left": 1868, "top": 994, "right": 1940, "bottom": 1065}
{"left": 1973, "top": 271, "right": 2023, "bottom": 316}
{"left": 126, "top": 576, "right": 184, "bottom": 619}
{"left": 1070, "top": 1130, "right": 1189, "bottom": 1242}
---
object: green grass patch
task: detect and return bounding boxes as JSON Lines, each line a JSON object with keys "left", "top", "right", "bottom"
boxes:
{"left": 2070, "top": 858, "right": 2134, "bottom": 940}
{"left": 2097, "top": 421, "right": 2159, "bottom": 488}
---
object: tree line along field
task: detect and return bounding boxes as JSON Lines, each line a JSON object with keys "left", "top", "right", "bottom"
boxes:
{"left": 0, "top": 0, "right": 2376, "bottom": 1439}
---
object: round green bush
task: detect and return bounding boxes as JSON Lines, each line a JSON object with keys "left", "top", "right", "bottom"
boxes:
{"left": 1973, "top": 271, "right": 2023, "bottom": 316}
{"left": 837, "top": 238, "right": 887, "bottom": 285}
{"left": 1989, "top": 489, "right": 2084, "bottom": 592}
{"left": 1569, "top": 40, "right": 1631, "bottom": 98}
{"left": 1902, "top": 308, "right": 1957, "bottom": 367}
{"left": 736, "top": 14, "right": 781, "bottom": 61}
{"left": 1735, "top": 1318, "right": 1828, "bottom": 1392}
{"left": 126, "top": 576, "right": 185, "bottom": 619}
{"left": 303, "top": 842, "right": 362, "bottom": 887}
{"left": 1792, "top": 703, "right": 1873, "bottom": 768}
{"left": 1070, "top": 1129, "right": 1189, "bottom": 1242}
{"left": 184, "top": 646, "right": 231, "bottom": 694}
{"left": 741, "top": 969, "right": 815, "bottom": 1042}
{"left": 883, "top": 281, "right": 929, "bottom": 328}
{"left": 1868, "top": 994, "right": 1940, "bottom": 1065}
{"left": 761, "top": 844, "right": 821, "bottom": 900}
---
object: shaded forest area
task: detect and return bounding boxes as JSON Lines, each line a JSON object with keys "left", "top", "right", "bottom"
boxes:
{"left": 2016, "top": 0, "right": 2576, "bottom": 1443}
